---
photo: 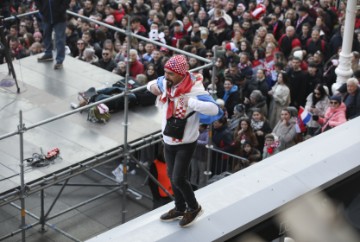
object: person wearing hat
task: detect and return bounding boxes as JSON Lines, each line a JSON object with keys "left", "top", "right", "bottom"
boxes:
{"left": 295, "top": 5, "right": 314, "bottom": 36}
{"left": 313, "top": 95, "right": 347, "bottom": 133}
{"left": 147, "top": 55, "right": 223, "bottom": 227}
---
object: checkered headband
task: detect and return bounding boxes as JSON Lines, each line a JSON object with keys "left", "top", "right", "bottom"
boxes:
{"left": 164, "top": 55, "right": 188, "bottom": 76}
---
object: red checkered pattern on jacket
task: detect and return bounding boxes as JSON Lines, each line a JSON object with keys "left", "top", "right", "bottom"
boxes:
{"left": 172, "top": 96, "right": 187, "bottom": 142}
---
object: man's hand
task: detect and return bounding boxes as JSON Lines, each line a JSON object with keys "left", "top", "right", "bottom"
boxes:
{"left": 150, "top": 83, "right": 162, "bottom": 96}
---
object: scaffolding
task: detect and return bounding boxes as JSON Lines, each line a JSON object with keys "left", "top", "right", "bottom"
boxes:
{"left": 0, "top": 9, "right": 225, "bottom": 242}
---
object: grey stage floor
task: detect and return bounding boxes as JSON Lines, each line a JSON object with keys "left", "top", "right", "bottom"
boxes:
{"left": 0, "top": 54, "right": 161, "bottom": 241}
{"left": 0, "top": 54, "right": 161, "bottom": 195}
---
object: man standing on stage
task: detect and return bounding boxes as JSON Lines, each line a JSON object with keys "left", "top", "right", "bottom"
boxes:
{"left": 35, "top": 0, "right": 69, "bottom": 70}
{"left": 147, "top": 55, "right": 223, "bottom": 227}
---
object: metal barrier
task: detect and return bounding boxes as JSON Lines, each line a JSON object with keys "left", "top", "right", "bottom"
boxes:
{"left": 190, "top": 145, "right": 249, "bottom": 188}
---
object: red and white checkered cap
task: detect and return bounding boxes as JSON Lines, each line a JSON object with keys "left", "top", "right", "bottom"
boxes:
{"left": 164, "top": 55, "right": 188, "bottom": 76}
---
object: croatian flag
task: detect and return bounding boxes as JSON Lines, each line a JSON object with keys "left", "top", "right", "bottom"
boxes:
{"left": 299, "top": 106, "right": 312, "bottom": 125}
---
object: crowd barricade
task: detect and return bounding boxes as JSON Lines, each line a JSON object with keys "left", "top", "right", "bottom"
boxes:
{"left": 189, "top": 145, "right": 249, "bottom": 188}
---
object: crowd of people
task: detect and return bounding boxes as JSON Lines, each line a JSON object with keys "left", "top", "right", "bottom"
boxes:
{"left": 1, "top": 0, "right": 360, "bottom": 181}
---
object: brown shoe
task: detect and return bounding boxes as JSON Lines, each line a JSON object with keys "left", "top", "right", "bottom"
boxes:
{"left": 179, "top": 205, "right": 203, "bottom": 227}
{"left": 54, "top": 63, "right": 63, "bottom": 69}
{"left": 160, "top": 208, "right": 185, "bottom": 222}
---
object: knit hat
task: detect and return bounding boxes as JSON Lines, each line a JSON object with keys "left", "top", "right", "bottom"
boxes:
{"left": 330, "top": 95, "right": 342, "bottom": 103}
{"left": 293, "top": 50, "right": 303, "bottom": 60}
{"left": 234, "top": 103, "right": 245, "bottom": 113}
{"left": 164, "top": 55, "right": 188, "bottom": 76}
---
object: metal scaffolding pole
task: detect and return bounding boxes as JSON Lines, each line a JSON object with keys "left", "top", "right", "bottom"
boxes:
{"left": 121, "top": 15, "right": 131, "bottom": 224}
{"left": 18, "top": 111, "right": 26, "bottom": 242}
{"left": 204, "top": 48, "right": 218, "bottom": 185}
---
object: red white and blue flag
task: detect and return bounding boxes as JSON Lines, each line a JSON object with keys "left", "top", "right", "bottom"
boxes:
{"left": 295, "top": 106, "right": 311, "bottom": 133}
{"left": 299, "top": 106, "right": 312, "bottom": 125}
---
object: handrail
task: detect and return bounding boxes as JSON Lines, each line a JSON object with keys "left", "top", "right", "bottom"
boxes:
{"left": 66, "top": 10, "right": 211, "bottom": 64}
{"left": 208, "top": 145, "right": 249, "bottom": 162}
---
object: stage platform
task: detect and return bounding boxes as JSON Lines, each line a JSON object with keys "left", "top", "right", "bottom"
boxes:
{"left": 0, "top": 54, "right": 161, "bottom": 197}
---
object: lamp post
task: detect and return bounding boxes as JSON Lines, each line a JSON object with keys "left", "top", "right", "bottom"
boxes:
{"left": 333, "top": 0, "right": 357, "bottom": 94}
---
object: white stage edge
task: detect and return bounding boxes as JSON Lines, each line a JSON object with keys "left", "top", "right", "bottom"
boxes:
{"left": 86, "top": 117, "right": 360, "bottom": 242}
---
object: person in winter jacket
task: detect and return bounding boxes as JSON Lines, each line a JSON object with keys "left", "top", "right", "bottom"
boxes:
{"left": 220, "top": 77, "right": 239, "bottom": 118}
{"left": 305, "top": 84, "right": 330, "bottom": 136}
{"left": 35, "top": 0, "right": 69, "bottom": 69}
{"left": 313, "top": 95, "right": 347, "bottom": 133}
{"left": 272, "top": 108, "right": 297, "bottom": 151}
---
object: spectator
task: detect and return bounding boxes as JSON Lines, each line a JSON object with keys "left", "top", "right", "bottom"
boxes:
{"left": 170, "top": 21, "right": 185, "bottom": 47}
{"left": 190, "top": 124, "right": 209, "bottom": 188}
{"left": 238, "top": 52, "right": 253, "bottom": 79}
{"left": 268, "top": 71, "right": 291, "bottom": 128}
{"left": 245, "top": 90, "right": 268, "bottom": 118}
{"left": 313, "top": 95, "right": 347, "bottom": 133}
{"left": 94, "top": 48, "right": 117, "bottom": 72}
{"left": 142, "top": 42, "right": 155, "bottom": 66}
{"left": 128, "top": 49, "right": 144, "bottom": 78}
{"left": 113, "top": 61, "right": 127, "bottom": 77}
{"left": 33, "top": 31, "right": 43, "bottom": 43}
{"left": 236, "top": 141, "right": 261, "bottom": 169}
{"left": 341, "top": 78, "right": 360, "bottom": 120}
{"left": 272, "top": 107, "right": 297, "bottom": 151}
{"left": 262, "top": 134, "right": 280, "bottom": 159}
{"left": 305, "top": 84, "right": 330, "bottom": 137}
{"left": 145, "top": 63, "right": 158, "bottom": 81}
{"left": 150, "top": 49, "right": 164, "bottom": 76}
{"left": 305, "top": 28, "right": 327, "bottom": 58}
{"left": 200, "top": 27, "right": 216, "bottom": 50}
{"left": 218, "top": 76, "right": 239, "bottom": 118}
{"left": 80, "top": 0, "right": 95, "bottom": 17}
{"left": 75, "top": 39, "right": 88, "bottom": 60}
{"left": 212, "top": 116, "right": 234, "bottom": 175}
{"left": 287, "top": 57, "right": 307, "bottom": 108}
{"left": 250, "top": 108, "right": 272, "bottom": 155}
{"left": 278, "top": 26, "right": 301, "bottom": 59}
{"left": 131, "top": 17, "right": 147, "bottom": 37}
{"left": 65, "top": 23, "right": 79, "bottom": 57}
{"left": 253, "top": 69, "right": 270, "bottom": 98}
{"left": 82, "top": 48, "right": 99, "bottom": 64}
{"left": 295, "top": 5, "right": 314, "bottom": 36}
{"left": 29, "top": 42, "right": 43, "bottom": 55}
{"left": 233, "top": 117, "right": 258, "bottom": 150}
{"left": 9, "top": 36, "right": 27, "bottom": 59}
{"left": 228, "top": 103, "right": 248, "bottom": 132}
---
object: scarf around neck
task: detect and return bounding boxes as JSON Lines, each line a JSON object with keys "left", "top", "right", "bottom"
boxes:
{"left": 160, "top": 72, "right": 194, "bottom": 119}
